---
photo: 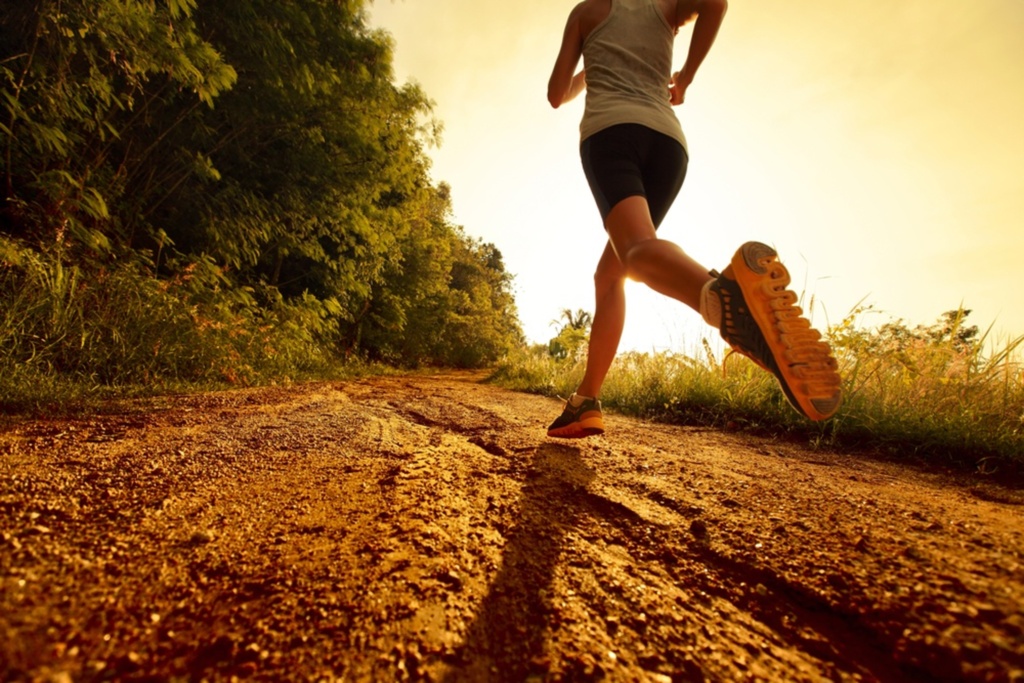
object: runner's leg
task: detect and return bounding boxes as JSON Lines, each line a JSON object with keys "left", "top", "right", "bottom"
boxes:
{"left": 576, "top": 242, "right": 627, "bottom": 399}
{"left": 603, "top": 196, "right": 711, "bottom": 312}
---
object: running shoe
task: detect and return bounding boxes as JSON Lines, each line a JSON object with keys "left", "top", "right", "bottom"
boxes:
{"left": 547, "top": 395, "right": 605, "bottom": 438}
{"left": 707, "top": 242, "right": 842, "bottom": 421}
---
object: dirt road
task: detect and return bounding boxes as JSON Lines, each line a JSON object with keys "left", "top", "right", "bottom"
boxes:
{"left": 2, "top": 372, "right": 1022, "bottom": 682}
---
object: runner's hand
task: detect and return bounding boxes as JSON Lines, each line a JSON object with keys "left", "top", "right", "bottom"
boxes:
{"left": 669, "top": 71, "right": 690, "bottom": 106}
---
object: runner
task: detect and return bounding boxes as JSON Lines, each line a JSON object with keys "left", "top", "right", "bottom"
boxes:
{"left": 545, "top": 0, "right": 842, "bottom": 438}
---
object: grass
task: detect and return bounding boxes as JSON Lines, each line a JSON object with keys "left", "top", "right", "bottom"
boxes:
{"left": 0, "top": 237, "right": 363, "bottom": 414}
{"left": 491, "top": 306, "right": 1024, "bottom": 476}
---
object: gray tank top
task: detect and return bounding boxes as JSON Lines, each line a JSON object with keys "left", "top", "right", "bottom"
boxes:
{"left": 580, "top": 0, "right": 687, "bottom": 152}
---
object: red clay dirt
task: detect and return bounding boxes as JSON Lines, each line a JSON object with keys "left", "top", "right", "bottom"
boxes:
{"left": 1, "top": 371, "right": 1022, "bottom": 682}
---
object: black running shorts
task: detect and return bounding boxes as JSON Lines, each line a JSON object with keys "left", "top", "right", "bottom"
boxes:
{"left": 579, "top": 123, "right": 688, "bottom": 227}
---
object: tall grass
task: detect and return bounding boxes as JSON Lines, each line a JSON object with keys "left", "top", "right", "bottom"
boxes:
{"left": 491, "top": 307, "right": 1024, "bottom": 473}
{"left": 828, "top": 307, "right": 1024, "bottom": 468}
{"left": 0, "top": 237, "right": 350, "bottom": 411}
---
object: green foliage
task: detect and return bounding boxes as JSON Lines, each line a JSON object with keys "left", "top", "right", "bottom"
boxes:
{"left": 547, "top": 308, "right": 592, "bottom": 360}
{"left": 827, "top": 306, "right": 1024, "bottom": 465}
{"left": 1, "top": 0, "right": 237, "bottom": 251}
{"left": 0, "top": 235, "right": 341, "bottom": 407}
{"left": 492, "top": 307, "right": 1024, "bottom": 472}
{"left": 1, "top": 0, "right": 523, "bottom": 403}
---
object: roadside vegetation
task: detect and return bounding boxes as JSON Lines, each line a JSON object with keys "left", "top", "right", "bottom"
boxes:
{"left": 3, "top": 3, "right": 1019, "bottom": 477}
{"left": 493, "top": 308, "right": 1024, "bottom": 475}
{"left": 1, "top": 0, "right": 521, "bottom": 411}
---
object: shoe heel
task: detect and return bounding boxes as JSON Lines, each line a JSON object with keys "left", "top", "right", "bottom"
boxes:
{"left": 738, "top": 241, "right": 778, "bottom": 275}
{"left": 810, "top": 395, "right": 842, "bottom": 420}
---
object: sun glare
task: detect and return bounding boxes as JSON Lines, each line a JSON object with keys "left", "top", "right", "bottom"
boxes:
{"left": 370, "top": 0, "right": 1024, "bottom": 349}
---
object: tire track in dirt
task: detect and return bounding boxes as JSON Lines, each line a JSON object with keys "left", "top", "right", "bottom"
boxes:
{"left": 1, "top": 372, "right": 1022, "bottom": 681}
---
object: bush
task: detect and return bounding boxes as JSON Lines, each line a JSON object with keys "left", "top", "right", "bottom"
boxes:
{"left": 0, "top": 237, "right": 343, "bottom": 409}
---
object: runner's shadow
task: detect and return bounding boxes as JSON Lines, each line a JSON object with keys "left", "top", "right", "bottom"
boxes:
{"left": 442, "top": 442, "right": 595, "bottom": 682}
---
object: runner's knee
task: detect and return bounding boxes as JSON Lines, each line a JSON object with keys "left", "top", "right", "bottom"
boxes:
{"left": 594, "top": 258, "right": 626, "bottom": 298}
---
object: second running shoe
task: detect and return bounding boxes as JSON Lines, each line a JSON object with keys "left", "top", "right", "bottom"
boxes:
{"left": 547, "top": 394, "right": 605, "bottom": 438}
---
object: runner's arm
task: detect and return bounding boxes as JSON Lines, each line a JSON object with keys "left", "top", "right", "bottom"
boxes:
{"left": 548, "top": 4, "right": 587, "bottom": 108}
{"left": 669, "top": 0, "right": 728, "bottom": 105}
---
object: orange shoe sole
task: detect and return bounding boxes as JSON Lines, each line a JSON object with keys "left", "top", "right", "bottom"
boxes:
{"left": 547, "top": 414, "right": 605, "bottom": 438}
{"left": 728, "top": 242, "right": 842, "bottom": 421}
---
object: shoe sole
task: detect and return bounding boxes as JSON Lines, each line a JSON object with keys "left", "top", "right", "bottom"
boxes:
{"left": 547, "top": 416, "right": 605, "bottom": 438}
{"left": 730, "top": 242, "right": 842, "bottom": 421}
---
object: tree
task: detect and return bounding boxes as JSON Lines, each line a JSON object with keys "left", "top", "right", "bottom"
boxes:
{"left": 548, "top": 308, "right": 592, "bottom": 360}
{"left": 1, "top": 0, "right": 236, "bottom": 252}
{"left": 552, "top": 308, "right": 593, "bottom": 332}
{"left": 1, "top": 0, "right": 524, "bottom": 382}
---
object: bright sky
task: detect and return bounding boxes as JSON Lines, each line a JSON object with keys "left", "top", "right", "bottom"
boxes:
{"left": 368, "top": 0, "right": 1024, "bottom": 353}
